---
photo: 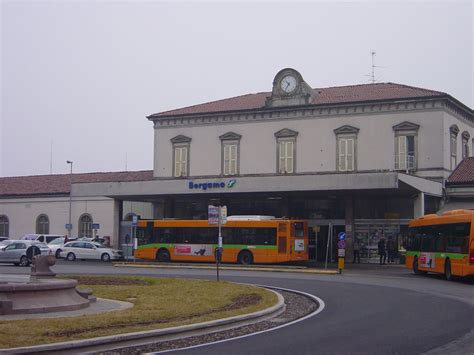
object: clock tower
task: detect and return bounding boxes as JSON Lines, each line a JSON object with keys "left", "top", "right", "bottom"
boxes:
{"left": 265, "top": 68, "right": 316, "bottom": 108}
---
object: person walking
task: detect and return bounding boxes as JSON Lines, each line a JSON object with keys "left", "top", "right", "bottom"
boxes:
{"left": 378, "top": 237, "right": 387, "bottom": 265}
{"left": 386, "top": 237, "right": 396, "bottom": 264}
{"left": 353, "top": 238, "right": 361, "bottom": 264}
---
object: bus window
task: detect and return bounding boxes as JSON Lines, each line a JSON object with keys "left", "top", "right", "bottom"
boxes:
{"left": 293, "top": 222, "right": 305, "bottom": 237}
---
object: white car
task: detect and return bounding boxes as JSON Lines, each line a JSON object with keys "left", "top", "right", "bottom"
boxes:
{"left": 47, "top": 237, "right": 67, "bottom": 258}
{"left": 0, "top": 240, "right": 51, "bottom": 266}
{"left": 59, "top": 241, "right": 123, "bottom": 262}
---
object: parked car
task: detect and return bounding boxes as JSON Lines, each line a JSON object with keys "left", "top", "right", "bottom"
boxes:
{"left": 47, "top": 237, "right": 66, "bottom": 258}
{"left": 0, "top": 236, "right": 9, "bottom": 242}
{"left": 59, "top": 241, "right": 122, "bottom": 262}
{"left": 0, "top": 240, "right": 51, "bottom": 266}
{"left": 21, "top": 234, "right": 63, "bottom": 244}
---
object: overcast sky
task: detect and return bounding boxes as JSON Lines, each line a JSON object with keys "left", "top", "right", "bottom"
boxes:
{"left": 1, "top": 0, "right": 472, "bottom": 177}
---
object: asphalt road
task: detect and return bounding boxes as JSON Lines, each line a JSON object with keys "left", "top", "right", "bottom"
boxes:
{"left": 1, "top": 261, "right": 473, "bottom": 354}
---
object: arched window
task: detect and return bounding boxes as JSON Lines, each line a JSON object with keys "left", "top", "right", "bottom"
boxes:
{"left": 0, "top": 215, "right": 9, "bottom": 238}
{"left": 79, "top": 214, "right": 93, "bottom": 238}
{"left": 36, "top": 214, "right": 50, "bottom": 234}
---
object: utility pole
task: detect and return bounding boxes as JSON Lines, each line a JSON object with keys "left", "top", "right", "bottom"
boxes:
{"left": 66, "top": 160, "right": 73, "bottom": 237}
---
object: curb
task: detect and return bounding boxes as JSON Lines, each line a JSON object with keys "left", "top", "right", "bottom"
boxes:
{"left": 113, "top": 262, "right": 339, "bottom": 274}
{"left": 0, "top": 289, "right": 285, "bottom": 354}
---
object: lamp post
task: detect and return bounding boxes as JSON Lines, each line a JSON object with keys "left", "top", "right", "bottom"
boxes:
{"left": 66, "top": 160, "right": 73, "bottom": 237}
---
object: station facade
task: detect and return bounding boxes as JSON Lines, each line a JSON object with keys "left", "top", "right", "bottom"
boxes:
{"left": 1, "top": 68, "right": 473, "bottom": 262}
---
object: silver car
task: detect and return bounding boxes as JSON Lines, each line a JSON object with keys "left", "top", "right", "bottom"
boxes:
{"left": 60, "top": 241, "right": 123, "bottom": 262}
{"left": 0, "top": 241, "right": 51, "bottom": 266}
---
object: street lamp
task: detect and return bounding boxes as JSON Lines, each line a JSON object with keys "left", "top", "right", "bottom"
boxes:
{"left": 66, "top": 160, "right": 73, "bottom": 237}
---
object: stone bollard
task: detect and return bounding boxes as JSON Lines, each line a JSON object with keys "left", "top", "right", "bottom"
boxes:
{"left": 31, "top": 255, "right": 57, "bottom": 278}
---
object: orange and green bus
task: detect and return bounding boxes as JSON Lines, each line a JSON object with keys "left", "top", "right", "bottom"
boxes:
{"left": 405, "top": 209, "right": 474, "bottom": 280}
{"left": 134, "top": 217, "right": 308, "bottom": 265}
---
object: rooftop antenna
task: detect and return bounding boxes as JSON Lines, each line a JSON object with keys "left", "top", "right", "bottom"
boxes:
{"left": 371, "top": 50, "right": 376, "bottom": 84}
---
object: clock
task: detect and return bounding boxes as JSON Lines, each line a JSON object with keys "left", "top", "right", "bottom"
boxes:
{"left": 280, "top": 75, "right": 298, "bottom": 94}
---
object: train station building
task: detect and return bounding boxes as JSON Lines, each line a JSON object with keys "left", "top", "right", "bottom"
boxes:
{"left": 1, "top": 68, "right": 473, "bottom": 262}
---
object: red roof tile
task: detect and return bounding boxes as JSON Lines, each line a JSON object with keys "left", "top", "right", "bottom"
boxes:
{"left": 0, "top": 171, "right": 153, "bottom": 197}
{"left": 446, "top": 157, "right": 474, "bottom": 185}
{"left": 148, "top": 82, "right": 446, "bottom": 118}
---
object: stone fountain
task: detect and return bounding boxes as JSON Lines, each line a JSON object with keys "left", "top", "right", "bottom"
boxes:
{"left": 0, "top": 255, "right": 95, "bottom": 315}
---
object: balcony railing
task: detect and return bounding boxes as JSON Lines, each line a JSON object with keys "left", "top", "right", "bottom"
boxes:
{"left": 394, "top": 154, "right": 416, "bottom": 171}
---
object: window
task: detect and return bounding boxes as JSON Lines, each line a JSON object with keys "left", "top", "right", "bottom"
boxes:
{"left": 462, "top": 131, "right": 470, "bottom": 159}
{"left": 220, "top": 132, "right": 241, "bottom": 176}
{"left": 334, "top": 125, "right": 359, "bottom": 172}
{"left": 275, "top": 128, "right": 298, "bottom": 174}
{"left": 171, "top": 135, "right": 191, "bottom": 177}
{"left": 407, "top": 222, "right": 470, "bottom": 253}
{"left": 36, "top": 214, "right": 49, "bottom": 234}
{"left": 450, "top": 125, "right": 459, "bottom": 170}
{"left": 79, "top": 214, "right": 93, "bottom": 238}
{"left": 393, "top": 122, "right": 419, "bottom": 171}
{"left": 0, "top": 215, "right": 9, "bottom": 238}
{"left": 124, "top": 213, "right": 136, "bottom": 221}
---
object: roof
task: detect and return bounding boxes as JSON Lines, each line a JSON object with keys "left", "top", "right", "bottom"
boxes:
{"left": 0, "top": 170, "right": 153, "bottom": 197}
{"left": 446, "top": 157, "right": 474, "bottom": 185}
{"left": 148, "top": 82, "right": 446, "bottom": 118}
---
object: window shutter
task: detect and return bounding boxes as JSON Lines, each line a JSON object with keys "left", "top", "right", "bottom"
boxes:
{"left": 398, "top": 136, "right": 407, "bottom": 169}
{"left": 279, "top": 142, "right": 285, "bottom": 173}
{"left": 230, "top": 144, "right": 237, "bottom": 174}
{"left": 174, "top": 148, "right": 181, "bottom": 177}
{"left": 286, "top": 141, "right": 294, "bottom": 173}
{"left": 339, "top": 139, "right": 346, "bottom": 171}
{"left": 347, "top": 139, "right": 354, "bottom": 171}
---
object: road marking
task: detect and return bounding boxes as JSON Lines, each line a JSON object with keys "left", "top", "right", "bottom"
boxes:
{"left": 149, "top": 285, "right": 325, "bottom": 354}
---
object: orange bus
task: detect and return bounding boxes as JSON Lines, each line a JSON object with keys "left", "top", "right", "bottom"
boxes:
{"left": 405, "top": 210, "right": 474, "bottom": 280}
{"left": 134, "top": 216, "right": 309, "bottom": 265}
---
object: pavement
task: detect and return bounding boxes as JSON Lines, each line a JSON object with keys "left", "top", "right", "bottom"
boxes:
{"left": 112, "top": 259, "right": 407, "bottom": 275}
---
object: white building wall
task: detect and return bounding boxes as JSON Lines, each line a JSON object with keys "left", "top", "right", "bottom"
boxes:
{"left": 153, "top": 109, "right": 457, "bottom": 178}
{"left": 443, "top": 111, "right": 474, "bottom": 174}
{"left": 0, "top": 196, "right": 152, "bottom": 247}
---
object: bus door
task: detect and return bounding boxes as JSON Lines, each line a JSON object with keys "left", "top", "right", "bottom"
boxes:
{"left": 308, "top": 225, "right": 318, "bottom": 261}
{"left": 277, "top": 222, "right": 288, "bottom": 261}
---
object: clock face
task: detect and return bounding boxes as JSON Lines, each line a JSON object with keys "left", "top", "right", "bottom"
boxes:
{"left": 280, "top": 75, "right": 297, "bottom": 94}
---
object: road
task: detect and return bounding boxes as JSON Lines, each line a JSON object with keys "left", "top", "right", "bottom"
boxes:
{"left": 1, "top": 261, "right": 473, "bottom": 354}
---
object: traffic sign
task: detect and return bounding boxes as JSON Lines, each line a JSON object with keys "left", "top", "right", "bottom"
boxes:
{"left": 338, "top": 232, "right": 346, "bottom": 241}
{"left": 220, "top": 206, "right": 227, "bottom": 225}
{"left": 208, "top": 205, "right": 219, "bottom": 225}
{"left": 65, "top": 223, "right": 72, "bottom": 230}
{"left": 338, "top": 248, "right": 346, "bottom": 257}
{"left": 337, "top": 240, "right": 346, "bottom": 249}
{"left": 92, "top": 223, "right": 100, "bottom": 230}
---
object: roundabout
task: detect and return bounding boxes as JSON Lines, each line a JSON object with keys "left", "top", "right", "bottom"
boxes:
{"left": 0, "top": 261, "right": 472, "bottom": 354}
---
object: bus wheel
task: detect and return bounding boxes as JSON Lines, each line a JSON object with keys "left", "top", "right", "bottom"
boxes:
{"left": 444, "top": 259, "right": 453, "bottom": 281}
{"left": 238, "top": 250, "right": 253, "bottom": 265}
{"left": 157, "top": 249, "right": 170, "bottom": 262}
{"left": 413, "top": 257, "right": 427, "bottom": 275}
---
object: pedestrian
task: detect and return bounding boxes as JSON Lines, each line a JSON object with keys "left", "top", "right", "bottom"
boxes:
{"left": 378, "top": 237, "right": 387, "bottom": 265}
{"left": 386, "top": 236, "right": 396, "bottom": 264}
{"left": 64, "top": 234, "right": 69, "bottom": 244}
{"left": 353, "top": 237, "right": 361, "bottom": 264}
